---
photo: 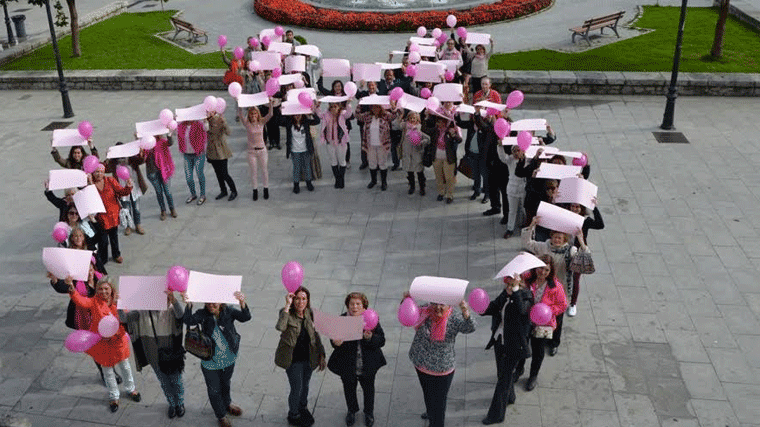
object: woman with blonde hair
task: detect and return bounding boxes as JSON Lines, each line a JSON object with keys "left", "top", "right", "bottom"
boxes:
{"left": 239, "top": 100, "right": 274, "bottom": 201}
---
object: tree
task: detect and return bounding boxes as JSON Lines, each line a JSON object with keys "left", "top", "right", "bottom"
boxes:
{"left": 24, "top": 0, "right": 80, "bottom": 57}
{"left": 710, "top": 0, "right": 730, "bottom": 58}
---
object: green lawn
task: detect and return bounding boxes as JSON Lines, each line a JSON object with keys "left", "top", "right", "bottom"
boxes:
{"left": 1, "top": 11, "right": 226, "bottom": 70}
{"left": 490, "top": 6, "right": 760, "bottom": 73}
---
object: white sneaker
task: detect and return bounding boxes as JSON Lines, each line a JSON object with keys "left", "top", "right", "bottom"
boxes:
{"left": 568, "top": 305, "right": 577, "bottom": 317}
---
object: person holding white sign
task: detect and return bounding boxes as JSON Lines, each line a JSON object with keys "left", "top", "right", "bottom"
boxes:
{"left": 399, "top": 111, "right": 430, "bottom": 196}
{"left": 92, "top": 164, "right": 133, "bottom": 265}
{"left": 177, "top": 119, "right": 209, "bottom": 206}
{"left": 563, "top": 202, "right": 604, "bottom": 317}
{"left": 143, "top": 134, "right": 177, "bottom": 220}
{"left": 182, "top": 291, "right": 251, "bottom": 427}
{"left": 51, "top": 141, "right": 98, "bottom": 170}
{"left": 206, "top": 109, "right": 238, "bottom": 202}
{"left": 316, "top": 100, "right": 354, "bottom": 189}
{"left": 354, "top": 102, "right": 401, "bottom": 191}
{"left": 239, "top": 100, "right": 275, "bottom": 201}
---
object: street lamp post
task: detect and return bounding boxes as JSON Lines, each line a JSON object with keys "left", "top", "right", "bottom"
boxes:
{"left": 660, "top": 0, "right": 688, "bottom": 130}
{"left": 3, "top": 1, "right": 16, "bottom": 46}
{"left": 44, "top": 0, "right": 74, "bottom": 118}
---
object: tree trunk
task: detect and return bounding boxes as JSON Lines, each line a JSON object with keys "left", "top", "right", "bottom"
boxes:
{"left": 66, "top": 0, "right": 80, "bottom": 57}
{"left": 711, "top": 0, "right": 730, "bottom": 58}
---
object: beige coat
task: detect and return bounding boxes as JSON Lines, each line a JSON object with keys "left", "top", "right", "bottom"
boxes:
{"left": 401, "top": 125, "right": 431, "bottom": 173}
{"left": 206, "top": 115, "right": 232, "bottom": 160}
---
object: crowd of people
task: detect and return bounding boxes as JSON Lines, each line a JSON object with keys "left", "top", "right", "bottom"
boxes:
{"left": 42, "top": 25, "right": 604, "bottom": 427}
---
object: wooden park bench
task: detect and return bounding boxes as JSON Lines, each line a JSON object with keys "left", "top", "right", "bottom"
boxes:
{"left": 170, "top": 16, "right": 208, "bottom": 44}
{"left": 569, "top": 11, "right": 625, "bottom": 45}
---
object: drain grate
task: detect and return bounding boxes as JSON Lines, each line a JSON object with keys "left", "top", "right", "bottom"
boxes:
{"left": 41, "top": 121, "right": 73, "bottom": 131}
{"left": 653, "top": 131, "right": 689, "bottom": 144}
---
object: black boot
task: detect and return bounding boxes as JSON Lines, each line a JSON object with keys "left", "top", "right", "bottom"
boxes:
{"left": 367, "top": 169, "right": 378, "bottom": 189}
{"left": 228, "top": 179, "right": 237, "bottom": 201}
{"left": 407, "top": 172, "right": 415, "bottom": 194}
{"left": 293, "top": 182, "right": 300, "bottom": 194}
{"left": 252, "top": 189, "right": 258, "bottom": 201}
{"left": 306, "top": 180, "right": 314, "bottom": 191}
{"left": 417, "top": 172, "right": 426, "bottom": 196}
{"left": 332, "top": 166, "right": 340, "bottom": 189}
{"left": 263, "top": 188, "right": 269, "bottom": 199}
{"left": 380, "top": 169, "right": 388, "bottom": 191}
{"left": 338, "top": 166, "right": 346, "bottom": 189}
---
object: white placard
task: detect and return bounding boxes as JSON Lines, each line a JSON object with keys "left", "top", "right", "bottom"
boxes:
{"left": 185, "top": 271, "right": 242, "bottom": 304}
{"left": 135, "top": 119, "right": 169, "bottom": 138}
{"left": 375, "top": 62, "right": 402, "bottom": 70}
{"left": 318, "top": 95, "right": 350, "bottom": 103}
{"left": 493, "top": 252, "right": 547, "bottom": 280}
{"left": 474, "top": 100, "right": 507, "bottom": 111}
{"left": 106, "top": 140, "right": 142, "bottom": 159}
{"left": 438, "top": 60, "right": 461, "bottom": 73}
{"left": 352, "top": 63, "right": 382, "bottom": 82}
{"left": 48, "top": 169, "right": 87, "bottom": 191}
{"left": 52, "top": 129, "right": 87, "bottom": 147}
{"left": 555, "top": 177, "right": 598, "bottom": 210}
{"left": 312, "top": 311, "right": 364, "bottom": 341}
{"left": 42, "top": 247, "right": 92, "bottom": 282}
{"left": 456, "top": 104, "right": 476, "bottom": 115}
{"left": 259, "top": 28, "right": 277, "bottom": 41}
{"left": 536, "top": 201, "right": 586, "bottom": 234}
{"left": 117, "top": 276, "right": 167, "bottom": 311}
{"left": 409, "top": 276, "right": 468, "bottom": 306}
{"left": 295, "top": 44, "right": 321, "bottom": 57}
{"left": 418, "top": 45, "right": 437, "bottom": 58}
{"left": 237, "top": 92, "right": 270, "bottom": 108}
{"left": 556, "top": 151, "right": 584, "bottom": 159}
{"left": 432, "top": 83, "right": 464, "bottom": 102}
{"left": 510, "top": 119, "right": 547, "bottom": 132}
{"left": 252, "top": 51, "right": 282, "bottom": 70}
{"left": 501, "top": 136, "right": 540, "bottom": 146}
{"left": 535, "top": 163, "right": 583, "bottom": 179}
{"left": 286, "top": 88, "right": 317, "bottom": 102}
{"left": 281, "top": 101, "right": 314, "bottom": 116}
{"left": 268, "top": 41, "right": 293, "bottom": 56}
{"left": 399, "top": 94, "right": 427, "bottom": 113}
{"left": 414, "top": 62, "right": 444, "bottom": 83}
{"left": 72, "top": 185, "right": 106, "bottom": 218}
{"left": 175, "top": 104, "right": 207, "bottom": 122}
{"left": 284, "top": 55, "right": 306, "bottom": 73}
{"left": 409, "top": 36, "right": 436, "bottom": 45}
{"left": 466, "top": 32, "right": 491, "bottom": 45}
{"left": 358, "top": 94, "right": 391, "bottom": 106}
{"left": 322, "top": 58, "right": 352, "bottom": 78}
{"left": 278, "top": 73, "right": 304, "bottom": 86}
{"left": 525, "top": 145, "right": 559, "bottom": 158}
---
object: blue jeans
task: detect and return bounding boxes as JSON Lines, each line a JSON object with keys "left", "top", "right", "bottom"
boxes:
{"left": 152, "top": 366, "right": 184, "bottom": 407}
{"left": 291, "top": 151, "right": 312, "bottom": 182}
{"left": 285, "top": 361, "right": 312, "bottom": 417}
{"left": 201, "top": 364, "right": 234, "bottom": 419}
{"left": 147, "top": 171, "right": 174, "bottom": 212}
{"left": 183, "top": 153, "right": 206, "bottom": 198}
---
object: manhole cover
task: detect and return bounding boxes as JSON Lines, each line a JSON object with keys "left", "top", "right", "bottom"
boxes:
{"left": 653, "top": 131, "right": 689, "bottom": 144}
{"left": 41, "top": 121, "right": 73, "bottom": 131}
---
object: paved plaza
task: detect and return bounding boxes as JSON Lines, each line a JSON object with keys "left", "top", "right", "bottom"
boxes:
{"left": 0, "top": 89, "right": 759, "bottom": 427}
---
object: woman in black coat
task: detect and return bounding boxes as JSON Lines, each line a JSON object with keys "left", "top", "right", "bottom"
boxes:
{"left": 327, "top": 292, "right": 386, "bottom": 427}
{"left": 480, "top": 275, "right": 533, "bottom": 425}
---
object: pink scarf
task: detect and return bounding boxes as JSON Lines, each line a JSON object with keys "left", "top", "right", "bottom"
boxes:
{"left": 153, "top": 136, "right": 175, "bottom": 181}
{"left": 415, "top": 305, "right": 452, "bottom": 341}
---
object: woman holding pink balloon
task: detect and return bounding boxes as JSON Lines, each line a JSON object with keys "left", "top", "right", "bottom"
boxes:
{"left": 239, "top": 99, "right": 275, "bottom": 201}
{"left": 423, "top": 115, "right": 461, "bottom": 204}
{"left": 399, "top": 111, "right": 430, "bottom": 196}
{"left": 468, "top": 40, "right": 494, "bottom": 94}
{"left": 177, "top": 119, "right": 208, "bottom": 205}
{"left": 68, "top": 276, "right": 141, "bottom": 412}
{"left": 143, "top": 133, "right": 177, "bottom": 220}
{"left": 51, "top": 142, "right": 98, "bottom": 171}
{"left": 479, "top": 275, "right": 533, "bottom": 424}
{"left": 92, "top": 163, "right": 133, "bottom": 264}
{"left": 105, "top": 144, "right": 147, "bottom": 236}
{"left": 513, "top": 255, "right": 568, "bottom": 392}
{"left": 206, "top": 107, "right": 238, "bottom": 202}
{"left": 327, "top": 292, "right": 386, "bottom": 427}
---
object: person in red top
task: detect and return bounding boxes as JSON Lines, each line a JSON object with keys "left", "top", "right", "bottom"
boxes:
{"left": 68, "top": 276, "right": 141, "bottom": 412}
{"left": 92, "top": 164, "right": 132, "bottom": 264}
{"left": 472, "top": 77, "right": 502, "bottom": 105}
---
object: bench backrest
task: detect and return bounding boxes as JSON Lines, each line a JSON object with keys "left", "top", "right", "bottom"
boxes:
{"left": 582, "top": 11, "right": 624, "bottom": 27}
{"left": 171, "top": 17, "right": 193, "bottom": 28}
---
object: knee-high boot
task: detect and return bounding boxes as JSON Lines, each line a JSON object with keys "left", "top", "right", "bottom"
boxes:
{"left": 407, "top": 172, "right": 415, "bottom": 195}
{"left": 380, "top": 169, "right": 388, "bottom": 191}
{"left": 367, "top": 169, "right": 378, "bottom": 189}
{"left": 417, "top": 172, "right": 426, "bottom": 196}
{"left": 338, "top": 166, "right": 346, "bottom": 189}
{"left": 332, "top": 166, "right": 340, "bottom": 189}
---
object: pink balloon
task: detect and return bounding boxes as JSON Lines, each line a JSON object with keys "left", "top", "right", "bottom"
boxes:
{"left": 389, "top": 87, "right": 404, "bottom": 102}
{"left": 233, "top": 46, "right": 244, "bottom": 60}
{"left": 116, "top": 165, "right": 130, "bottom": 181}
{"left": 52, "top": 226, "right": 68, "bottom": 243}
{"left": 486, "top": 107, "right": 498, "bottom": 117}
{"left": 228, "top": 82, "right": 243, "bottom": 98}
{"left": 438, "top": 33, "right": 449, "bottom": 45}
{"left": 217, "top": 34, "right": 228, "bottom": 48}
{"left": 261, "top": 35, "right": 271, "bottom": 47}
{"left": 398, "top": 297, "right": 420, "bottom": 327}
{"left": 409, "top": 43, "right": 420, "bottom": 52}
{"left": 409, "top": 129, "right": 422, "bottom": 145}
{"left": 159, "top": 108, "right": 174, "bottom": 126}
{"left": 274, "top": 26, "right": 285, "bottom": 36}
{"left": 64, "top": 330, "right": 101, "bottom": 353}
{"left": 444, "top": 70, "right": 454, "bottom": 82}
{"left": 82, "top": 155, "right": 100, "bottom": 174}
{"left": 420, "top": 87, "right": 432, "bottom": 99}
{"left": 78, "top": 121, "right": 93, "bottom": 139}
{"left": 530, "top": 303, "right": 552, "bottom": 326}
{"left": 426, "top": 96, "right": 440, "bottom": 112}
{"left": 54, "top": 221, "right": 69, "bottom": 231}
{"left": 75, "top": 280, "right": 87, "bottom": 296}
{"left": 98, "top": 315, "right": 119, "bottom": 338}
{"left": 446, "top": 14, "right": 457, "bottom": 28}
{"left": 167, "top": 265, "right": 189, "bottom": 292}
{"left": 434, "top": 39, "right": 442, "bottom": 48}
{"left": 168, "top": 120, "right": 178, "bottom": 131}
{"left": 281, "top": 261, "right": 304, "bottom": 293}
{"left": 468, "top": 288, "right": 489, "bottom": 315}
{"left": 249, "top": 37, "right": 260, "bottom": 48}
{"left": 406, "top": 65, "right": 417, "bottom": 77}
{"left": 517, "top": 131, "right": 532, "bottom": 151}
{"left": 265, "top": 77, "right": 280, "bottom": 97}
{"left": 363, "top": 308, "right": 379, "bottom": 331}
{"left": 506, "top": 90, "right": 525, "bottom": 109}
{"left": 272, "top": 67, "right": 282, "bottom": 78}
{"left": 344, "top": 81, "right": 357, "bottom": 98}
{"left": 298, "top": 92, "right": 313, "bottom": 108}
{"left": 432, "top": 28, "right": 442, "bottom": 39}
{"left": 204, "top": 95, "right": 217, "bottom": 112}
{"left": 408, "top": 51, "right": 421, "bottom": 63}
{"left": 456, "top": 27, "right": 468, "bottom": 40}
{"left": 216, "top": 98, "right": 227, "bottom": 114}
{"left": 140, "top": 135, "right": 156, "bottom": 151}
{"left": 494, "top": 118, "right": 510, "bottom": 139}
{"left": 416, "top": 26, "right": 427, "bottom": 37}
{"left": 572, "top": 153, "right": 588, "bottom": 167}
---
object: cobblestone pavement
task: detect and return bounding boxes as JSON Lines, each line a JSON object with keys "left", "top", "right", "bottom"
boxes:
{"left": 0, "top": 90, "right": 759, "bottom": 426}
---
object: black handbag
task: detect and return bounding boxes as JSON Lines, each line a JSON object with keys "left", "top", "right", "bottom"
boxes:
{"left": 422, "top": 142, "right": 435, "bottom": 167}
{"left": 457, "top": 153, "right": 474, "bottom": 179}
{"left": 150, "top": 312, "right": 185, "bottom": 374}
{"left": 185, "top": 324, "right": 215, "bottom": 361}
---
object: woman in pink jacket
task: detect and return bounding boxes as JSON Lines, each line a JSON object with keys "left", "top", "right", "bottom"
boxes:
{"left": 177, "top": 120, "right": 208, "bottom": 205}
{"left": 515, "top": 254, "right": 567, "bottom": 392}
{"left": 317, "top": 101, "right": 354, "bottom": 189}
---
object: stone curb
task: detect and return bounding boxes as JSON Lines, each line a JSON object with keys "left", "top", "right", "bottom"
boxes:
{"left": 1, "top": 69, "right": 758, "bottom": 96}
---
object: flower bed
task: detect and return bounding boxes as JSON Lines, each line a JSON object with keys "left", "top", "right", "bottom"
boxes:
{"left": 254, "top": 0, "right": 552, "bottom": 32}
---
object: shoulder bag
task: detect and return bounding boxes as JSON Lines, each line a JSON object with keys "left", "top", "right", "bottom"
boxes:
{"left": 150, "top": 312, "right": 186, "bottom": 374}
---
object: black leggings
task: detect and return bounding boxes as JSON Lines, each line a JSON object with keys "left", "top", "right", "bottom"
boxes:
{"left": 208, "top": 159, "right": 237, "bottom": 194}
{"left": 341, "top": 373, "right": 376, "bottom": 415}
{"left": 97, "top": 226, "right": 120, "bottom": 264}
{"left": 416, "top": 368, "right": 454, "bottom": 427}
